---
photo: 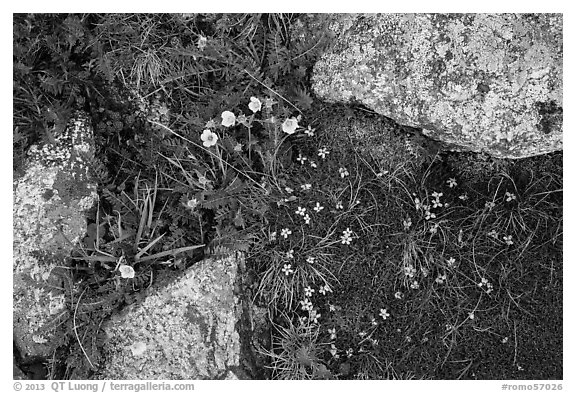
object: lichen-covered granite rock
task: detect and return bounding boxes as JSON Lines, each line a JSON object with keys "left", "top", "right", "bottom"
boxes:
{"left": 312, "top": 14, "right": 563, "bottom": 159}
{"left": 13, "top": 113, "right": 97, "bottom": 361}
{"left": 96, "top": 254, "right": 244, "bottom": 380}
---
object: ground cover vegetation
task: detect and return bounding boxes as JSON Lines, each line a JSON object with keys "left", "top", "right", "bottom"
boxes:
{"left": 13, "top": 13, "right": 562, "bottom": 380}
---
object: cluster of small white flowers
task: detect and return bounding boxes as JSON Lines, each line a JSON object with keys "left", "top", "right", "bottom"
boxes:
{"left": 338, "top": 167, "right": 349, "bottom": 178}
{"left": 280, "top": 228, "right": 292, "bottom": 239}
{"left": 318, "top": 147, "right": 330, "bottom": 159}
{"left": 340, "top": 228, "right": 353, "bottom": 245}
{"left": 282, "top": 264, "right": 294, "bottom": 276}
{"left": 477, "top": 277, "right": 494, "bottom": 294}
{"left": 505, "top": 192, "right": 517, "bottom": 202}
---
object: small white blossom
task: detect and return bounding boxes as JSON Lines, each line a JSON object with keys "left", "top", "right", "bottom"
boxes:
{"left": 296, "top": 154, "right": 307, "bottom": 165}
{"left": 329, "top": 343, "right": 338, "bottom": 357}
{"left": 197, "top": 35, "right": 208, "bottom": 50}
{"left": 309, "top": 160, "right": 318, "bottom": 168}
{"left": 329, "top": 304, "right": 336, "bottom": 312}
{"left": 447, "top": 178, "right": 458, "bottom": 188}
{"left": 328, "top": 328, "right": 337, "bottom": 340}
{"left": 468, "top": 312, "right": 475, "bottom": 320}
{"left": 335, "top": 201, "right": 343, "bottom": 210}
{"left": 304, "top": 125, "right": 315, "bottom": 137}
{"left": 338, "top": 167, "right": 349, "bottom": 178}
{"left": 505, "top": 192, "right": 517, "bottom": 202}
{"left": 248, "top": 96, "right": 262, "bottom": 113}
{"left": 404, "top": 265, "right": 416, "bottom": 278}
{"left": 394, "top": 291, "right": 403, "bottom": 300}
{"left": 414, "top": 198, "right": 422, "bottom": 210}
{"left": 313, "top": 202, "right": 324, "bottom": 213}
{"left": 285, "top": 249, "right": 294, "bottom": 259}
{"left": 282, "top": 117, "right": 299, "bottom": 134}
{"left": 309, "top": 309, "right": 321, "bottom": 324}
{"left": 296, "top": 206, "right": 306, "bottom": 216}
{"left": 487, "top": 230, "right": 499, "bottom": 239}
{"left": 285, "top": 187, "right": 293, "bottom": 193}
{"left": 280, "top": 228, "right": 292, "bottom": 238}
{"left": 410, "top": 280, "right": 420, "bottom": 290}
{"left": 300, "top": 298, "right": 313, "bottom": 311}
{"left": 221, "top": 111, "right": 236, "bottom": 127}
{"left": 429, "top": 222, "right": 439, "bottom": 234}
{"left": 319, "top": 284, "right": 332, "bottom": 295}
{"left": 306, "top": 256, "right": 316, "bottom": 264}
{"left": 304, "top": 286, "right": 315, "bottom": 297}
{"left": 379, "top": 308, "right": 390, "bottom": 320}
{"left": 269, "top": 231, "right": 277, "bottom": 242}
{"left": 318, "top": 147, "right": 330, "bottom": 159}
{"left": 301, "top": 183, "right": 312, "bottom": 191}
{"left": 303, "top": 214, "right": 311, "bottom": 225}
{"left": 435, "top": 274, "right": 447, "bottom": 284}
{"left": 200, "top": 129, "right": 219, "bottom": 147}
{"left": 503, "top": 235, "right": 514, "bottom": 245}
{"left": 119, "top": 264, "right": 135, "bottom": 279}
{"left": 459, "top": 193, "right": 469, "bottom": 201}
{"left": 282, "top": 264, "right": 294, "bottom": 276}
{"left": 485, "top": 201, "right": 496, "bottom": 210}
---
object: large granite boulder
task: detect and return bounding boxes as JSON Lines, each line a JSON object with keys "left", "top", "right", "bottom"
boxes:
{"left": 13, "top": 113, "right": 98, "bottom": 362}
{"left": 95, "top": 254, "right": 246, "bottom": 380}
{"left": 312, "top": 13, "right": 563, "bottom": 159}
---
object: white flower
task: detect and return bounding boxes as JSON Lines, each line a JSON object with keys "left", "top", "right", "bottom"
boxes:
{"left": 200, "top": 129, "right": 219, "bottom": 147}
{"left": 403, "top": 218, "right": 412, "bottom": 230}
{"left": 269, "top": 231, "right": 277, "bottom": 242}
{"left": 286, "top": 249, "right": 294, "bottom": 259}
{"left": 221, "top": 111, "right": 236, "bottom": 127}
{"left": 329, "top": 344, "right": 338, "bottom": 357}
{"left": 248, "top": 96, "right": 262, "bottom": 113}
{"left": 328, "top": 328, "right": 337, "bottom": 340}
{"left": 296, "top": 206, "right": 306, "bottom": 216}
{"left": 371, "top": 317, "right": 378, "bottom": 326}
{"left": 300, "top": 298, "right": 313, "bottom": 311}
{"left": 432, "top": 191, "right": 443, "bottom": 200}
{"left": 309, "top": 309, "right": 321, "bottom": 324}
{"left": 410, "top": 280, "right": 420, "bottom": 290}
{"left": 447, "top": 178, "right": 457, "bottom": 188}
{"left": 414, "top": 198, "right": 422, "bottom": 210}
{"left": 394, "top": 291, "right": 403, "bottom": 299}
{"left": 304, "top": 125, "right": 315, "bottom": 137}
{"left": 280, "top": 228, "right": 292, "bottom": 238}
{"left": 309, "top": 160, "right": 317, "bottom": 168}
{"left": 335, "top": 201, "right": 343, "bottom": 210}
{"left": 404, "top": 265, "right": 416, "bottom": 278}
{"left": 119, "top": 264, "right": 135, "bottom": 279}
{"left": 358, "top": 331, "right": 367, "bottom": 338}
{"left": 487, "top": 230, "right": 499, "bottom": 239}
{"left": 329, "top": 304, "right": 336, "bottom": 312}
{"left": 503, "top": 235, "right": 513, "bottom": 245}
{"left": 282, "top": 264, "right": 294, "bottom": 276}
{"left": 485, "top": 201, "right": 496, "bottom": 210}
{"left": 468, "top": 312, "right": 475, "bottom": 320}
{"left": 197, "top": 35, "right": 207, "bottom": 51}
{"left": 306, "top": 256, "right": 316, "bottom": 264}
{"left": 313, "top": 202, "right": 324, "bottom": 213}
{"left": 459, "top": 193, "right": 469, "bottom": 201}
{"left": 233, "top": 143, "right": 243, "bottom": 152}
{"left": 282, "top": 117, "right": 299, "bottom": 134}
{"left": 429, "top": 223, "right": 439, "bottom": 234}
{"left": 340, "top": 228, "right": 353, "bottom": 245}
{"left": 296, "top": 154, "right": 307, "bottom": 165}
{"left": 338, "top": 167, "right": 349, "bottom": 178}
{"left": 319, "top": 284, "right": 332, "bottom": 295}
{"left": 186, "top": 198, "right": 198, "bottom": 210}
{"left": 301, "top": 183, "right": 312, "bottom": 191}
{"left": 421, "top": 267, "right": 429, "bottom": 277}
{"left": 435, "top": 274, "right": 447, "bottom": 284}
{"left": 318, "top": 147, "right": 330, "bottom": 159}
{"left": 285, "top": 187, "right": 293, "bottom": 193}
{"left": 505, "top": 192, "right": 517, "bottom": 202}
{"left": 303, "top": 214, "right": 311, "bottom": 225}
{"left": 304, "top": 286, "right": 315, "bottom": 297}
{"left": 379, "top": 308, "right": 390, "bottom": 320}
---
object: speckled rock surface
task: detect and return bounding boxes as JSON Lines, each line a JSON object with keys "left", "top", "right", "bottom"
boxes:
{"left": 13, "top": 113, "right": 98, "bottom": 360}
{"left": 312, "top": 14, "right": 563, "bottom": 159}
{"left": 96, "top": 254, "right": 243, "bottom": 380}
